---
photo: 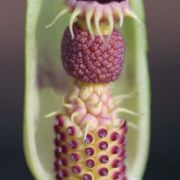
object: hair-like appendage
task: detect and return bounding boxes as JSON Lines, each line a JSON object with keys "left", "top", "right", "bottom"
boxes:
{"left": 46, "top": 8, "right": 69, "bottom": 28}
{"left": 46, "top": 0, "right": 140, "bottom": 38}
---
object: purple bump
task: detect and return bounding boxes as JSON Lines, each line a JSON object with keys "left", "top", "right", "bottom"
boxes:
{"left": 119, "top": 164, "right": 126, "bottom": 173}
{"left": 86, "top": 159, "right": 95, "bottom": 168}
{"left": 57, "top": 170, "right": 64, "bottom": 178}
{"left": 98, "top": 128, "right": 108, "bottom": 138}
{"left": 118, "top": 135, "right": 125, "bottom": 144}
{"left": 99, "top": 167, "right": 108, "bottom": 176}
{"left": 57, "top": 169, "right": 69, "bottom": 178}
{"left": 72, "top": 165, "right": 81, "bottom": 174}
{"left": 111, "top": 146, "right": 122, "bottom": 154}
{"left": 111, "top": 132, "right": 119, "bottom": 141}
{"left": 99, "top": 141, "right": 108, "bottom": 150}
{"left": 56, "top": 114, "right": 64, "bottom": 127}
{"left": 120, "top": 120, "right": 127, "bottom": 128}
{"left": 56, "top": 146, "right": 63, "bottom": 153}
{"left": 54, "top": 160, "right": 61, "bottom": 170}
{"left": 119, "top": 151, "right": 127, "bottom": 161}
{"left": 70, "top": 153, "right": 80, "bottom": 162}
{"left": 55, "top": 145, "right": 68, "bottom": 156}
{"left": 112, "top": 172, "right": 122, "bottom": 180}
{"left": 54, "top": 124, "right": 60, "bottom": 133}
{"left": 61, "top": 145, "right": 68, "bottom": 154}
{"left": 85, "top": 147, "right": 95, "bottom": 156}
{"left": 83, "top": 174, "right": 93, "bottom": 180}
{"left": 54, "top": 137, "right": 61, "bottom": 146}
{"left": 84, "top": 134, "right": 93, "bottom": 143}
{"left": 112, "top": 159, "right": 123, "bottom": 168}
{"left": 99, "top": 155, "right": 109, "bottom": 164}
{"left": 118, "top": 149, "right": 125, "bottom": 157}
{"left": 56, "top": 174, "right": 62, "bottom": 180}
{"left": 62, "top": 169, "right": 69, "bottom": 177}
{"left": 67, "top": 126, "right": 76, "bottom": 136}
{"left": 61, "top": 157, "right": 68, "bottom": 166}
{"left": 119, "top": 137, "right": 128, "bottom": 147}
{"left": 54, "top": 157, "right": 68, "bottom": 170}
{"left": 54, "top": 148, "right": 61, "bottom": 158}
{"left": 59, "top": 132, "right": 66, "bottom": 141}
{"left": 69, "top": 140, "right": 78, "bottom": 149}
{"left": 120, "top": 120, "right": 128, "bottom": 133}
{"left": 56, "top": 133, "right": 62, "bottom": 141}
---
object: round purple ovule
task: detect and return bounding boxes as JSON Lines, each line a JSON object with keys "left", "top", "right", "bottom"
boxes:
{"left": 56, "top": 114, "right": 64, "bottom": 127}
{"left": 70, "top": 153, "right": 80, "bottom": 162}
{"left": 61, "top": 145, "right": 68, "bottom": 154}
{"left": 72, "top": 165, "right": 82, "bottom": 174}
{"left": 60, "top": 157, "right": 68, "bottom": 166}
{"left": 69, "top": 140, "right": 78, "bottom": 149}
{"left": 54, "top": 137, "right": 61, "bottom": 146}
{"left": 57, "top": 169, "right": 69, "bottom": 178}
{"left": 112, "top": 159, "right": 122, "bottom": 168}
{"left": 99, "top": 155, "right": 109, "bottom": 164}
{"left": 99, "top": 141, "right": 108, "bottom": 150}
{"left": 99, "top": 167, "right": 109, "bottom": 176}
{"left": 67, "top": 126, "right": 76, "bottom": 136}
{"left": 59, "top": 132, "right": 66, "bottom": 141}
{"left": 98, "top": 128, "right": 108, "bottom": 138}
{"left": 112, "top": 172, "right": 122, "bottom": 180}
{"left": 83, "top": 173, "right": 93, "bottom": 180}
{"left": 111, "top": 132, "right": 119, "bottom": 141}
{"left": 85, "top": 147, "right": 95, "bottom": 156}
{"left": 84, "top": 134, "right": 93, "bottom": 143}
{"left": 86, "top": 159, "right": 95, "bottom": 168}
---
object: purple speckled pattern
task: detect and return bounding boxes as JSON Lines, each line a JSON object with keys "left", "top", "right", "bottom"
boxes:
{"left": 54, "top": 114, "right": 128, "bottom": 179}
{"left": 61, "top": 23, "right": 125, "bottom": 83}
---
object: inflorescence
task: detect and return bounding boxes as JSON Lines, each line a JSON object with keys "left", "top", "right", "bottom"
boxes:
{"left": 48, "top": 0, "right": 140, "bottom": 179}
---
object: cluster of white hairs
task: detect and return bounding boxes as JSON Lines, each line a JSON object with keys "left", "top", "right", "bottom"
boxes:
{"left": 47, "top": 0, "right": 140, "bottom": 38}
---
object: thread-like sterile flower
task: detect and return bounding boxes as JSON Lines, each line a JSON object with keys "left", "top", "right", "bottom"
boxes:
{"left": 61, "top": 23, "right": 125, "bottom": 83}
{"left": 46, "top": 0, "right": 140, "bottom": 39}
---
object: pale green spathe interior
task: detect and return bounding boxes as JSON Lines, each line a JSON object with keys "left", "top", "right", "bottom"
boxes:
{"left": 24, "top": 0, "right": 150, "bottom": 180}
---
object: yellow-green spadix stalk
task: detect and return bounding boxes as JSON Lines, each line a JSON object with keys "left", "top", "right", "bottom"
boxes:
{"left": 24, "top": 0, "right": 150, "bottom": 180}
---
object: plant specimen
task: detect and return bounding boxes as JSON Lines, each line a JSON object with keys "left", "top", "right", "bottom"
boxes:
{"left": 24, "top": 0, "right": 150, "bottom": 180}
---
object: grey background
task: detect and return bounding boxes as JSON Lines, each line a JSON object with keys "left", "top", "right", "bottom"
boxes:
{"left": 0, "top": 0, "right": 180, "bottom": 179}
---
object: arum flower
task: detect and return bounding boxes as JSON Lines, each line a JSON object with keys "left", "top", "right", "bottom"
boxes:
{"left": 24, "top": 0, "right": 150, "bottom": 180}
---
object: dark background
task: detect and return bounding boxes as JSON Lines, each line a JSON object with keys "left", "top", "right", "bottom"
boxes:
{"left": 0, "top": 0, "right": 180, "bottom": 179}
